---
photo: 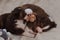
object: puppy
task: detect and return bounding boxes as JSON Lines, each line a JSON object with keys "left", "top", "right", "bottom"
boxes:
{"left": 0, "top": 7, "right": 26, "bottom": 36}
{"left": 22, "top": 4, "right": 57, "bottom": 37}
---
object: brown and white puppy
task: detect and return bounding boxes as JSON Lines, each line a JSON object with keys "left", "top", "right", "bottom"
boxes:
{"left": 0, "top": 7, "right": 27, "bottom": 36}
{"left": 22, "top": 8, "right": 42, "bottom": 38}
{"left": 22, "top": 4, "right": 57, "bottom": 37}
{"left": 24, "top": 8, "right": 43, "bottom": 34}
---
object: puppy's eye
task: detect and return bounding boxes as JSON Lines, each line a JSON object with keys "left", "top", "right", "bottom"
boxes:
{"left": 27, "top": 14, "right": 31, "bottom": 16}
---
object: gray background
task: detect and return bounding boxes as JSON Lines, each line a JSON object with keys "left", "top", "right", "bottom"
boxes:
{"left": 0, "top": 0, "right": 60, "bottom": 40}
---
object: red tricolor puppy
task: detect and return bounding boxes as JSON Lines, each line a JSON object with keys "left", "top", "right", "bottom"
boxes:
{"left": 24, "top": 8, "right": 43, "bottom": 35}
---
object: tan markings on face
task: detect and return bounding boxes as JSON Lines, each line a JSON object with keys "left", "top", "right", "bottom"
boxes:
{"left": 24, "top": 14, "right": 36, "bottom": 22}
{"left": 29, "top": 14, "right": 36, "bottom": 22}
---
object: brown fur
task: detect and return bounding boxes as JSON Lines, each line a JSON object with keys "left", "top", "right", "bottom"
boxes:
{"left": 0, "top": 4, "right": 57, "bottom": 38}
{"left": 22, "top": 4, "right": 57, "bottom": 33}
{"left": 0, "top": 7, "right": 26, "bottom": 35}
{"left": 22, "top": 4, "right": 49, "bottom": 17}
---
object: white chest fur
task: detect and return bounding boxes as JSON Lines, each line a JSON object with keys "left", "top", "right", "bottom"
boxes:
{"left": 15, "top": 20, "right": 26, "bottom": 29}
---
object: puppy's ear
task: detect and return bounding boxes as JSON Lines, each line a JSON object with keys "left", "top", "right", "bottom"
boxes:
{"left": 11, "top": 7, "right": 22, "bottom": 13}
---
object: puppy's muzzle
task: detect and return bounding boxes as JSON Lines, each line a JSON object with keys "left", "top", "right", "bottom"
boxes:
{"left": 24, "top": 14, "right": 36, "bottom": 22}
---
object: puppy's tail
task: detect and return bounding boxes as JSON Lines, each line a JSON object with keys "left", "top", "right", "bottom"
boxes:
{"left": 50, "top": 22, "right": 57, "bottom": 28}
{"left": 43, "top": 22, "right": 57, "bottom": 32}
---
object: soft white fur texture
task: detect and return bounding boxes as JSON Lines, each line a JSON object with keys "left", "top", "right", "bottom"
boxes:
{"left": 15, "top": 20, "right": 26, "bottom": 29}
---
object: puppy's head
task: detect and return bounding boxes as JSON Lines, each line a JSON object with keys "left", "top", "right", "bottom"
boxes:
{"left": 24, "top": 8, "right": 36, "bottom": 22}
{"left": 11, "top": 7, "right": 26, "bottom": 19}
{"left": 12, "top": 7, "right": 22, "bottom": 13}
